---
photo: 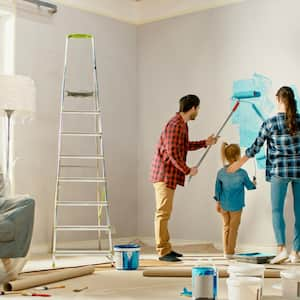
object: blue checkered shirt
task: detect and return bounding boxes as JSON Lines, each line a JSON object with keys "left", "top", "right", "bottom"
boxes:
{"left": 246, "top": 113, "right": 300, "bottom": 181}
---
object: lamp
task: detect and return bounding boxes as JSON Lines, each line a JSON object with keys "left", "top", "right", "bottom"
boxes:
{"left": 0, "top": 75, "right": 36, "bottom": 196}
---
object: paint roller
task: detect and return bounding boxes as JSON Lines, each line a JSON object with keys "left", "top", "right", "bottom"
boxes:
{"left": 188, "top": 90, "right": 261, "bottom": 182}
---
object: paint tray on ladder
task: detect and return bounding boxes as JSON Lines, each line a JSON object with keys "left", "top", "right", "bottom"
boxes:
{"left": 233, "top": 252, "right": 275, "bottom": 264}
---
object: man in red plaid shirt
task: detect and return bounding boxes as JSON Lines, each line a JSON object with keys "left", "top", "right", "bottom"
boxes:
{"left": 150, "top": 95, "right": 218, "bottom": 261}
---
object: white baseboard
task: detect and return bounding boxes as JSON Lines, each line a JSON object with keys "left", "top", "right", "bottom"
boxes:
{"left": 29, "top": 236, "right": 277, "bottom": 256}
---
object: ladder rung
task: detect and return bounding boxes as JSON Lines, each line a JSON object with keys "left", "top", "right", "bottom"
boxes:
{"left": 54, "top": 250, "right": 112, "bottom": 255}
{"left": 61, "top": 132, "right": 102, "bottom": 137}
{"left": 65, "top": 91, "right": 94, "bottom": 97}
{"left": 58, "top": 177, "right": 106, "bottom": 183}
{"left": 60, "top": 155, "right": 104, "bottom": 160}
{"left": 57, "top": 201, "right": 108, "bottom": 207}
{"left": 60, "top": 165, "right": 98, "bottom": 168}
{"left": 62, "top": 111, "right": 101, "bottom": 115}
{"left": 56, "top": 225, "right": 110, "bottom": 231}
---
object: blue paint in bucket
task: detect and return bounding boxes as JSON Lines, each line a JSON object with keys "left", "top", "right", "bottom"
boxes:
{"left": 192, "top": 266, "right": 218, "bottom": 300}
{"left": 113, "top": 244, "right": 140, "bottom": 270}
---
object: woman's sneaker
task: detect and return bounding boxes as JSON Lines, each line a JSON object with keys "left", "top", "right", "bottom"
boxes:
{"left": 286, "top": 252, "right": 300, "bottom": 264}
{"left": 270, "top": 249, "right": 288, "bottom": 264}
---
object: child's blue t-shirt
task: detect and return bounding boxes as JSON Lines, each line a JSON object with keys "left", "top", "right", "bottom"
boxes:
{"left": 214, "top": 167, "right": 256, "bottom": 211}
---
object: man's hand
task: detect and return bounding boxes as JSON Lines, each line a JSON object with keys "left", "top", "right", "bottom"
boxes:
{"left": 189, "top": 167, "right": 198, "bottom": 176}
{"left": 206, "top": 134, "right": 219, "bottom": 146}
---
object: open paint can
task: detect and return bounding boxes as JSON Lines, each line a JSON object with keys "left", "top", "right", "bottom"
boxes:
{"left": 113, "top": 244, "right": 140, "bottom": 270}
{"left": 227, "top": 277, "right": 262, "bottom": 300}
{"left": 192, "top": 266, "right": 218, "bottom": 300}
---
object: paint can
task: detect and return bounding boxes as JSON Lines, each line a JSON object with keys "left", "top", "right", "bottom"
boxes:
{"left": 192, "top": 266, "right": 218, "bottom": 300}
{"left": 280, "top": 269, "right": 300, "bottom": 299}
{"left": 228, "top": 262, "right": 264, "bottom": 293}
{"left": 227, "top": 277, "right": 263, "bottom": 300}
{"left": 113, "top": 244, "right": 140, "bottom": 270}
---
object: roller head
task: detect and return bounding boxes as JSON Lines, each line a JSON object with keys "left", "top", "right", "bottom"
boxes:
{"left": 232, "top": 91, "right": 261, "bottom": 100}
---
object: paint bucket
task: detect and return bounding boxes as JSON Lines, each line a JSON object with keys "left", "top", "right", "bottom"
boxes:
{"left": 227, "top": 277, "right": 263, "bottom": 300}
{"left": 192, "top": 266, "right": 218, "bottom": 300}
{"left": 113, "top": 244, "right": 140, "bottom": 270}
{"left": 228, "top": 263, "right": 265, "bottom": 279}
{"left": 280, "top": 269, "right": 300, "bottom": 299}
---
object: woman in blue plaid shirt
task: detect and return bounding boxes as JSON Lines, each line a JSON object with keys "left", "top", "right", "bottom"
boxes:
{"left": 228, "top": 86, "right": 300, "bottom": 264}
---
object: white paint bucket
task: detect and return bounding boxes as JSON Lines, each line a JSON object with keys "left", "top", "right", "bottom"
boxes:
{"left": 280, "top": 270, "right": 300, "bottom": 299}
{"left": 227, "top": 277, "right": 263, "bottom": 300}
{"left": 113, "top": 244, "right": 140, "bottom": 270}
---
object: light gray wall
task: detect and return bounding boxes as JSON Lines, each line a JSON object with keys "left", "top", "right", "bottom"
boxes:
{"left": 137, "top": 0, "right": 300, "bottom": 248}
{"left": 13, "top": 4, "right": 137, "bottom": 250}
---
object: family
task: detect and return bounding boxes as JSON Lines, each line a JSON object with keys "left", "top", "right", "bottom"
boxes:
{"left": 150, "top": 87, "right": 300, "bottom": 264}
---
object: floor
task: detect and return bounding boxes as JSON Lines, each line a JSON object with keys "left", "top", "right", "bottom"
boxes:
{"left": 0, "top": 243, "right": 295, "bottom": 299}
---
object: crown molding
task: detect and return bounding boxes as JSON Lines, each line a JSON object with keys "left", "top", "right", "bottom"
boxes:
{"left": 54, "top": 0, "right": 246, "bottom": 25}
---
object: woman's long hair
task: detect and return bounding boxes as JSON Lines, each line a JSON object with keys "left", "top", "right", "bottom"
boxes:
{"left": 276, "top": 86, "right": 298, "bottom": 135}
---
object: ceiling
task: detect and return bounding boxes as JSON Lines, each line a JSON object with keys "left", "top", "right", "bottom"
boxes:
{"left": 54, "top": 0, "right": 246, "bottom": 25}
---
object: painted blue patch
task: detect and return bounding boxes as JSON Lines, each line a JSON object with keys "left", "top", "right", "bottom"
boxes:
{"left": 232, "top": 73, "right": 274, "bottom": 169}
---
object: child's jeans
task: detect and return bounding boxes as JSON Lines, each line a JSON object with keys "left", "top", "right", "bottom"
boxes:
{"left": 221, "top": 210, "right": 242, "bottom": 255}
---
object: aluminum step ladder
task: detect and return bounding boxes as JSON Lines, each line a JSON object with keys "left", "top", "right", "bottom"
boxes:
{"left": 52, "top": 33, "right": 113, "bottom": 267}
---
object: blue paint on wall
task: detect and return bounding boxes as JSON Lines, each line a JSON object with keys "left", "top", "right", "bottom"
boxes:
{"left": 231, "top": 75, "right": 300, "bottom": 171}
{"left": 231, "top": 73, "right": 274, "bottom": 169}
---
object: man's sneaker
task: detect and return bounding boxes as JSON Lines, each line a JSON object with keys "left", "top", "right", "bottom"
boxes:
{"left": 159, "top": 252, "right": 181, "bottom": 262}
{"left": 170, "top": 250, "right": 183, "bottom": 257}
{"left": 270, "top": 249, "right": 288, "bottom": 264}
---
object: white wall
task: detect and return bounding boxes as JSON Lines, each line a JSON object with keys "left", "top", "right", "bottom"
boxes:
{"left": 137, "top": 0, "right": 300, "bottom": 249}
{"left": 12, "top": 3, "right": 137, "bottom": 251}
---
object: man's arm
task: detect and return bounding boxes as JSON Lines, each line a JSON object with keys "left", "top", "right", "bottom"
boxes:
{"left": 165, "top": 124, "right": 190, "bottom": 175}
{"left": 188, "top": 134, "right": 218, "bottom": 151}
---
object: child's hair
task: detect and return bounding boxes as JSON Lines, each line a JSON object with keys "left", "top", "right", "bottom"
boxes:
{"left": 221, "top": 142, "right": 241, "bottom": 165}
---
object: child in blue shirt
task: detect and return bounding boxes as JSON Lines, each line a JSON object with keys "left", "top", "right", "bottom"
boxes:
{"left": 214, "top": 142, "right": 256, "bottom": 258}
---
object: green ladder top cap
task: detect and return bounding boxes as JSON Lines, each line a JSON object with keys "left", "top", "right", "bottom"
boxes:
{"left": 68, "top": 33, "right": 93, "bottom": 39}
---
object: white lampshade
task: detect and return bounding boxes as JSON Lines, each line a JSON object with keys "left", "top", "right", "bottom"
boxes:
{"left": 0, "top": 74, "right": 36, "bottom": 113}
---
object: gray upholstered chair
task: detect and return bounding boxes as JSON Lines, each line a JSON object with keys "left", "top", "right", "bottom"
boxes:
{"left": 0, "top": 197, "right": 35, "bottom": 258}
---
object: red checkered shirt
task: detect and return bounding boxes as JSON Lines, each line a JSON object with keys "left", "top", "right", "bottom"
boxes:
{"left": 150, "top": 113, "right": 207, "bottom": 189}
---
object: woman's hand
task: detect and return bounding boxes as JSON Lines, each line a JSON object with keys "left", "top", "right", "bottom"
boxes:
{"left": 227, "top": 155, "right": 249, "bottom": 173}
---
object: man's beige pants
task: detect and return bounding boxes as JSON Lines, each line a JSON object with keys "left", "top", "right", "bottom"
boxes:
{"left": 153, "top": 182, "right": 175, "bottom": 257}
{"left": 221, "top": 210, "right": 242, "bottom": 255}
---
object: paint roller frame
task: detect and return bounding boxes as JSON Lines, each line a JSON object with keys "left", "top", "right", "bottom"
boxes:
{"left": 188, "top": 90, "right": 261, "bottom": 182}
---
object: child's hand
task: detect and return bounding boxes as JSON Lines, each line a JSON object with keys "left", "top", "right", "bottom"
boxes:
{"left": 216, "top": 202, "right": 222, "bottom": 213}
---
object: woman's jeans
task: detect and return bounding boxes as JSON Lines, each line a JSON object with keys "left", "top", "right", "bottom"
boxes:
{"left": 271, "top": 176, "right": 300, "bottom": 251}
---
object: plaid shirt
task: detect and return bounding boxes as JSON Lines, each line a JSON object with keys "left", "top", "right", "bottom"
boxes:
{"left": 246, "top": 113, "right": 300, "bottom": 181}
{"left": 150, "top": 113, "right": 207, "bottom": 189}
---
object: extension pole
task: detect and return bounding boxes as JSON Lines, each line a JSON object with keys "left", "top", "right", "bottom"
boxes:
{"left": 188, "top": 101, "right": 240, "bottom": 182}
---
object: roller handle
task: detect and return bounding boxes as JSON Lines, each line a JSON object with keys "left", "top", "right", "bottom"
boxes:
{"left": 188, "top": 101, "right": 240, "bottom": 183}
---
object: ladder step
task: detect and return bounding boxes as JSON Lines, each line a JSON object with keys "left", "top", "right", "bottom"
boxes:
{"left": 54, "top": 250, "right": 112, "bottom": 256}
{"left": 65, "top": 91, "right": 94, "bottom": 97}
{"left": 56, "top": 225, "right": 110, "bottom": 231}
{"left": 57, "top": 201, "right": 108, "bottom": 207}
{"left": 62, "top": 110, "right": 101, "bottom": 115}
{"left": 61, "top": 132, "right": 102, "bottom": 137}
{"left": 58, "top": 177, "right": 106, "bottom": 183}
{"left": 60, "top": 155, "right": 104, "bottom": 160}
